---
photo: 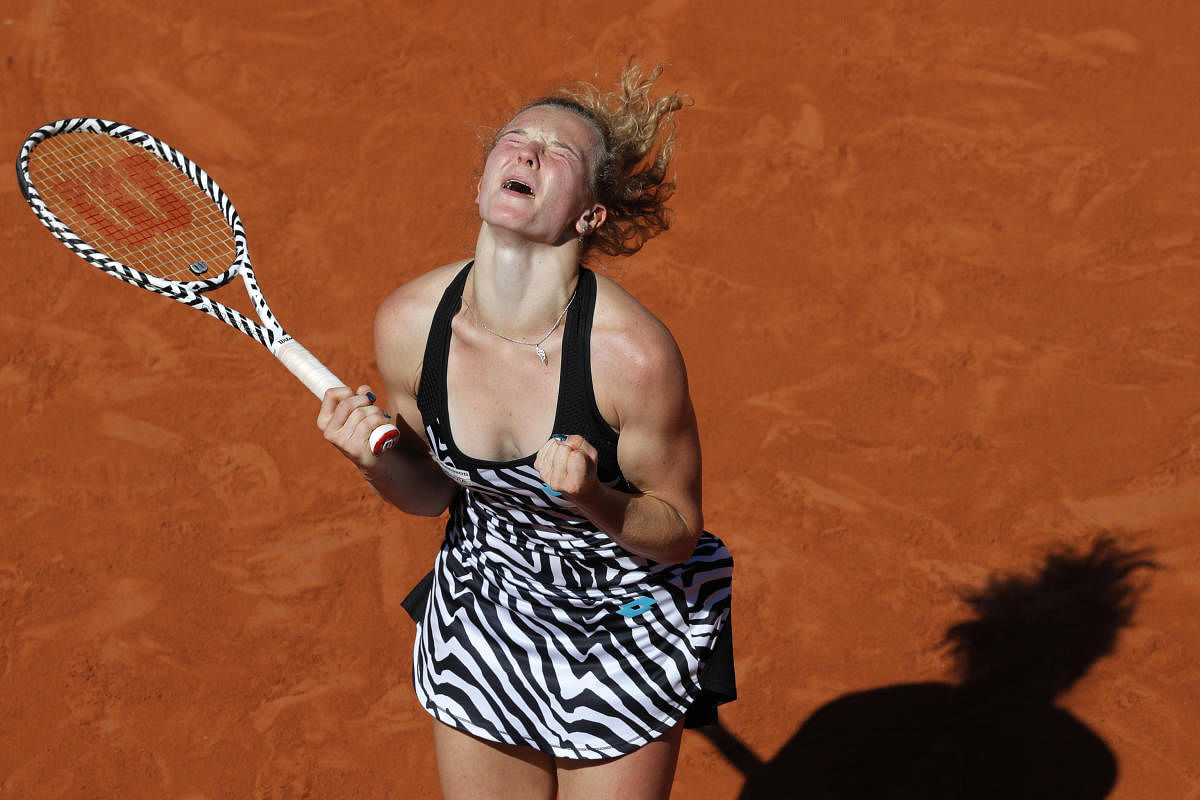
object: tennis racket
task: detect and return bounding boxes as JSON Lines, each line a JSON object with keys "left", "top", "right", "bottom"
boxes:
{"left": 16, "top": 117, "right": 400, "bottom": 455}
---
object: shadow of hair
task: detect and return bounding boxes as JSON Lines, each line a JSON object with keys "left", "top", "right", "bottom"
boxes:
{"left": 701, "top": 533, "right": 1159, "bottom": 800}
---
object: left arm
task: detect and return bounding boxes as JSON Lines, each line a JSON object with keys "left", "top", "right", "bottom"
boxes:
{"left": 535, "top": 308, "right": 702, "bottom": 564}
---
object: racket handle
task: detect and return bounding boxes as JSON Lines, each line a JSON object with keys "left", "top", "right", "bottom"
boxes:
{"left": 275, "top": 337, "right": 400, "bottom": 455}
{"left": 369, "top": 425, "right": 401, "bottom": 454}
{"left": 275, "top": 337, "right": 343, "bottom": 398}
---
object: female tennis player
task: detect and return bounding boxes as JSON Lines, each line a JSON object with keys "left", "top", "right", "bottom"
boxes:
{"left": 318, "top": 63, "right": 733, "bottom": 799}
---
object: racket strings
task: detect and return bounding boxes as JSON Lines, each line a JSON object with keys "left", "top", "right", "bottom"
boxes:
{"left": 28, "top": 132, "right": 237, "bottom": 283}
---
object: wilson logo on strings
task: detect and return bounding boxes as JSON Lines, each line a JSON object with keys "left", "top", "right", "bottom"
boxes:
{"left": 46, "top": 150, "right": 194, "bottom": 249}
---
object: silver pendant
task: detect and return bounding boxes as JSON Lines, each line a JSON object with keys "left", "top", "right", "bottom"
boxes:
{"left": 536, "top": 345, "right": 547, "bottom": 364}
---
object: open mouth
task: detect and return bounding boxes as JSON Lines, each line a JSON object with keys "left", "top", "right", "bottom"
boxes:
{"left": 501, "top": 179, "right": 534, "bottom": 196}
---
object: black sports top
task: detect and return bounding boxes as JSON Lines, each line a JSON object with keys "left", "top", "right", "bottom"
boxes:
{"left": 418, "top": 261, "right": 632, "bottom": 491}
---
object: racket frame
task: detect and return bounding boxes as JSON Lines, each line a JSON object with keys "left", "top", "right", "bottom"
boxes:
{"left": 16, "top": 117, "right": 398, "bottom": 451}
{"left": 17, "top": 118, "right": 285, "bottom": 349}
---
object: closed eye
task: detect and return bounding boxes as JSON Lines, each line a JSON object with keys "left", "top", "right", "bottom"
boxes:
{"left": 496, "top": 130, "right": 527, "bottom": 147}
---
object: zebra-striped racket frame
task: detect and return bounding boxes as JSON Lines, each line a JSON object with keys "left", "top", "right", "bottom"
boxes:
{"left": 16, "top": 117, "right": 286, "bottom": 351}
{"left": 16, "top": 117, "right": 402, "bottom": 454}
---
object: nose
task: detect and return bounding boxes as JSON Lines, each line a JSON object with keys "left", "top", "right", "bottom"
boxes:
{"left": 516, "top": 139, "right": 541, "bottom": 168}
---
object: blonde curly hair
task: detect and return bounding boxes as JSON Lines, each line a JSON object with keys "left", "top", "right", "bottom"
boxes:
{"left": 506, "top": 62, "right": 690, "bottom": 259}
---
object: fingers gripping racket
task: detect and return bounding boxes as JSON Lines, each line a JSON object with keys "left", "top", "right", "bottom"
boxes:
{"left": 16, "top": 117, "right": 400, "bottom": 456}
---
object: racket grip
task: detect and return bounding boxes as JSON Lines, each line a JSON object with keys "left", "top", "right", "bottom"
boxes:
{"left": 275, "top": 337, "right": 400, "bottom": 456}
{"left": 275, "top": 337, "right": 345, "bottom": 399}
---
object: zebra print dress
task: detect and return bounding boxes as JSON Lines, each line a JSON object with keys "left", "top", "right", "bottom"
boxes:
{"left": 411, "top": 263, "right": 734, "bottom": 759}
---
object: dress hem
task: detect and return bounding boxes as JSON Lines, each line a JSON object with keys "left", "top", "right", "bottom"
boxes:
{"left": 419, "top": 698, "right": 689, "bottom": 761}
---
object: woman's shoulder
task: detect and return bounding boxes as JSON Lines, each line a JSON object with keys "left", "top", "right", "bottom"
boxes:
{"left": 380, "top": 260, "right": 470, "bottom": 313}
{"left": 591, "top": 270, "right": 687, "bottom": 384}
{"left": 376, "top": 260, "right": 470, "bottom": 335}
{"left": 373, "top": 260, "right": 470, "bottom": 386}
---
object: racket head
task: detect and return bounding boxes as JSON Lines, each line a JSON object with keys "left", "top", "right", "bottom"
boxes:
{"left": 16, "top": 118, "right": 249, "bottom": 294}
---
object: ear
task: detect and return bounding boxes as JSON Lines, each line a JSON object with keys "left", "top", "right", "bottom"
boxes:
{"left": 576, "top": 203, "right": 608, "bottom": 234}
{"left": 475, "top": 176, "right": 483, "bottom": 206}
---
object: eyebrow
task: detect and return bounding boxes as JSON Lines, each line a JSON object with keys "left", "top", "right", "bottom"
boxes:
{"left": 499, "top": 128, "right": 583, "bottom": 159}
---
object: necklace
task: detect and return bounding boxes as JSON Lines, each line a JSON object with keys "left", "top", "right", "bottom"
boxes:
{"left": 464, "top": 290, "right": 576, "bottom": 365}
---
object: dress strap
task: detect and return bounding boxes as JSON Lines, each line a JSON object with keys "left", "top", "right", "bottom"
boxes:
{"left": 417, "top": 262, "right": 473, "bottom": 430}
{"left": 553, "top": 269, "right": 628, "bottom": 489}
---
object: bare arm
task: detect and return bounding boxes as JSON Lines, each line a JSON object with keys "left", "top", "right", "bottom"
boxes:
{"left": 536, "top": 294, "right": 702, "bottom": 564}
{"left": 317, "top": 267, "right": 461, "bottom": 516}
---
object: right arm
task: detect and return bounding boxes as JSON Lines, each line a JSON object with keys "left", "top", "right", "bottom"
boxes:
{"left": 317, "top": 266, "right": 462, "bottom": 516}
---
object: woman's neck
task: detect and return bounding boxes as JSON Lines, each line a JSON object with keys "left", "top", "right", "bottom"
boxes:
{"left": 468, "top": 222, "right": 582, "bottom": 338}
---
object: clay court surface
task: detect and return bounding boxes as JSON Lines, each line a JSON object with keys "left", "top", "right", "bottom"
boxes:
{"left": 3, "top": 1, "right": 1200, "bottom": 797}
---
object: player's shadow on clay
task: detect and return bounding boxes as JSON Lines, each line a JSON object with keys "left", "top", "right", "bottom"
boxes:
{"left": 703, "top": 534, "right": 1158, "bottom": 800}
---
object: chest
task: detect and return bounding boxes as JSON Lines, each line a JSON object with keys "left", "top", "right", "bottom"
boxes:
{"left": 444, "top": 315, "right": 568, "bottom": 463}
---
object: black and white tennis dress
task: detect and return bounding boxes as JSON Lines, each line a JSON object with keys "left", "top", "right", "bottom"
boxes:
{"left": 405, "top": 262, "right": 734, "bottom": 759}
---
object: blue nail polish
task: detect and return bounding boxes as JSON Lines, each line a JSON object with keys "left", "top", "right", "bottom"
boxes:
{"left": 551, "top": 434, "right": 568, "bottom": 442}
{"left": 541, "top": 483, "right": 562, "bottom": 497}
{"left": 617, "top": 597, "right": 658, "bottom": 617}
{"left": 365, "top": 391, "right": 377, "bottom": 404}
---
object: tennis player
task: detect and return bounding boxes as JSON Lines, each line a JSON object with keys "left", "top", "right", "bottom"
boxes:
{"left": 318, "top": 63, "right": 733, "bottom": 800}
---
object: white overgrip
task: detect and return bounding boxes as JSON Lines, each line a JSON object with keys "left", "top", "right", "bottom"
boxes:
{"left": 274, "top": 336, "right": 400, "bottom": 455}
{"left": 274, "top": 337, "right": 344, "bottom": 399}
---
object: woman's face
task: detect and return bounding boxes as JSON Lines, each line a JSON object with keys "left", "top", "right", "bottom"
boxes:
{"left": 476, "top": 105, "right": 604, "bottom": 246}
